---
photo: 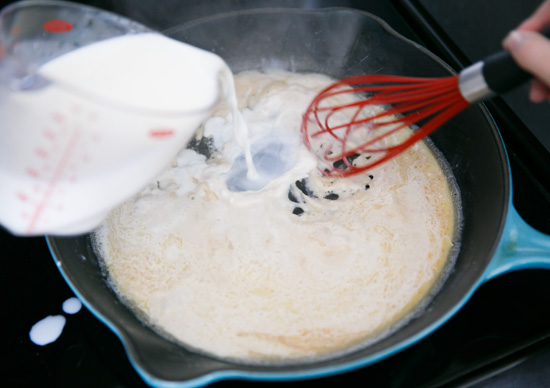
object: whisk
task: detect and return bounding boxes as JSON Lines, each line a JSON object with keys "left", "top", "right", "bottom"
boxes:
{"left": 302, "top": 34, "right": 547, "bottom": 177}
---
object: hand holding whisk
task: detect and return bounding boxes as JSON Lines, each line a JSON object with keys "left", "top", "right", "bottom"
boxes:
{"left": 301, "top": 28, "right": 550, "bottom": 177}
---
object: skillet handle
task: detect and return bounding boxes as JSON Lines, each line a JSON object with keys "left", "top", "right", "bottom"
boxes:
{"left": 485, "top": 205, "right": 550, "bottom": 280}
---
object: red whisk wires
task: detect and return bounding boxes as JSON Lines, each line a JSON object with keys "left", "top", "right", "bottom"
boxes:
{"left": 301, "top": 74, "right": 471, "bottom": 177}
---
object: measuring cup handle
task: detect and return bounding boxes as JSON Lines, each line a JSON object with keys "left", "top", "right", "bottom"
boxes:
{"left": 485, "top": 205, "right": 550, "bottom": 280}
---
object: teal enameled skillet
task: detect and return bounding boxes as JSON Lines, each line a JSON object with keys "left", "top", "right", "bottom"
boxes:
{"left": 48, "top": 7, "right": 550, "bottom": 388}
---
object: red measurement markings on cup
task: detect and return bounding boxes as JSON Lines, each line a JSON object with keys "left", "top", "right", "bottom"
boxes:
{"left": 26, "top": 116, "right": 81, "bottom": 232}
{"left": 43, "top": 19, "right": 73, "bottom": 33}
{"left": 149, "top": 128, "right": 175, "bottom": 138}
{"left": 18, "top": 108, "right": 100, "bottom": 233}
{"left": 10, "top": 26, "right": 22, "bottom": 36}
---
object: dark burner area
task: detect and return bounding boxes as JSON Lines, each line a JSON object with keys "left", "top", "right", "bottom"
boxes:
{"left": 287, "top": 172, "right": 374, "bottom": 216}
{"left": 332, "top": 152, "right": 361, "bottom": 170}
{"left": 186, "top": 135, "right": 216, "bottom": 159}
{"left": 4, "top": 0, "right": 550, "bottom": 387}
{"left": 295, "top": 178, "right": 317, "bottom": 198}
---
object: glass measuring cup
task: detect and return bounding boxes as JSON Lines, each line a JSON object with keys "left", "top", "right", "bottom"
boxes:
{"left": 0, "top": 1, "right": 226, "bottom": 236}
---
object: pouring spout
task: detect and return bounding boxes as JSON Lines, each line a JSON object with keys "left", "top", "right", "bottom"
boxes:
{"left": 0, "top": 39, "right": 51, "bottom": 91}
{"left": 0, "top": 53, "right": 51, "bottom": 91}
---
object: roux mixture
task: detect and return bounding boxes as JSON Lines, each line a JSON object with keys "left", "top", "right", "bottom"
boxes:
{"left": 94, "top": 70, "right": 460, "bottom": 362}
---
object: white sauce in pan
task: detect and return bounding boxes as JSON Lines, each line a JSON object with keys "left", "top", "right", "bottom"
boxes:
{"left": 94, "top": 70, "right": 459, "bottom": 362}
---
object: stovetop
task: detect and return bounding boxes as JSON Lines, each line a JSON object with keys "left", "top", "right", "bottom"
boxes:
{"left": 4, "top": 1, "right": 550, "bottom": 387}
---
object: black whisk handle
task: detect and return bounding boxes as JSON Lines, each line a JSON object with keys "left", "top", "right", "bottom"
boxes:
{"left": 482, "top": 26, "right": 550, "bottom": 95}
{"left": 482, "top": 50, "right": 530, "bottom": 94}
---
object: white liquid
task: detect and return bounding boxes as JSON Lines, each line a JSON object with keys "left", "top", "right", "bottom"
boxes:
{"left": 29, "top": 297, "right": 83, "bottom": 346}
{"left": 62, "top": 297, "right": 82, "bottom": 315}
{"left": 95, "top": 71, "right": 458, "bottom": 361}
{"left": 0, "top": 32, "right": 253, "bottom": 235}
{"left": 29, "top": 315, "right": 66, "bottom": 346}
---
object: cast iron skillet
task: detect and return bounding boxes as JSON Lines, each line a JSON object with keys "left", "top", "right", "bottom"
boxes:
{"left": 47, "top": 8, "right": 550, "bottom": 388}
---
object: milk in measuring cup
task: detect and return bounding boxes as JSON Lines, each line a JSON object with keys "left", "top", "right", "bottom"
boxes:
{"left": 0, "top": 32, "right": 240, "bottom": 236}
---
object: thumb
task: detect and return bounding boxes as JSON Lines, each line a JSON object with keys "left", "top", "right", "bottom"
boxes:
{"left": 503, "top": 30, "right": 550, "bottom": 89}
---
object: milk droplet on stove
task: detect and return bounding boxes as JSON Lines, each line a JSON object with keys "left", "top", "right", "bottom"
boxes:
{"left": 62, "top": 297, "right": 82, "bottom": 315}
{"left": 29, "top": 315, "right": 66, "bottom": 346}
{"left": 29, "top": 297, "right": 82, "bottom": 346}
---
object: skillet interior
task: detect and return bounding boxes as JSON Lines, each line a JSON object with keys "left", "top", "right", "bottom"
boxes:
{"left": 47, "top": 8, "right": 510, "bottom": 384}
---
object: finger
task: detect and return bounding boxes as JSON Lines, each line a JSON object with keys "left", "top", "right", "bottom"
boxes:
{"left": 518, "top": 0, "right": 550, "bottom": 31}
{"left": 502, "top": 30, "right": 550, "bottom": 89}
{"left": 530, "top": 79, "right": 550, "bottom": 102}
